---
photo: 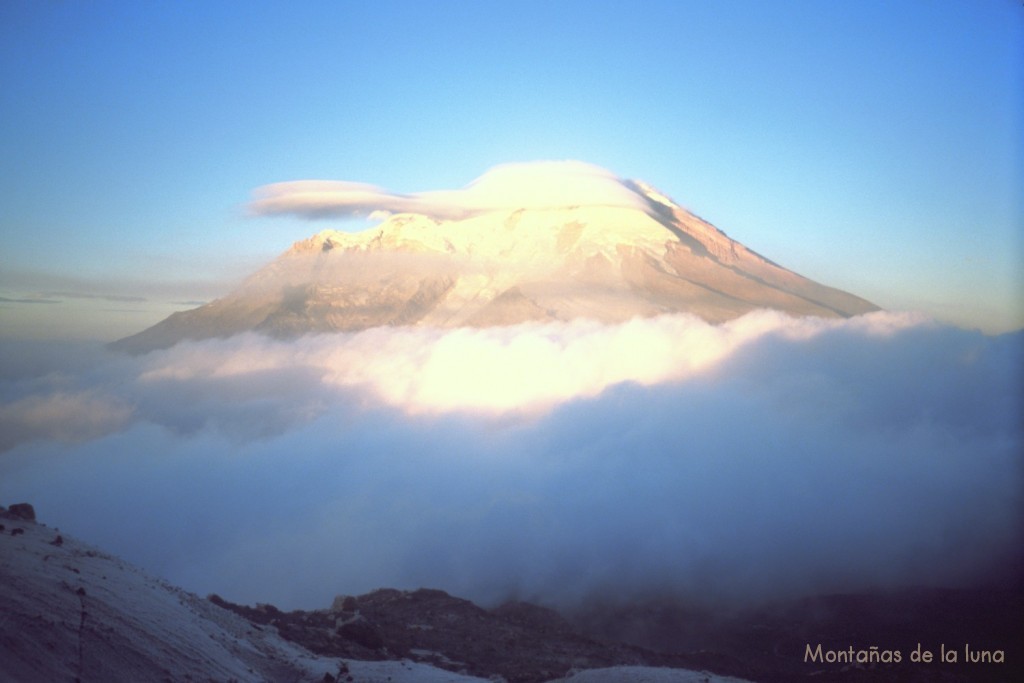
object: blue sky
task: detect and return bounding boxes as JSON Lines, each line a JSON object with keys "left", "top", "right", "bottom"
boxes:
{"left": 1, "top": 0, "right": 1021, "bottom": 338}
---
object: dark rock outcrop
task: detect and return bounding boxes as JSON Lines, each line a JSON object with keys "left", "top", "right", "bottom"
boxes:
{"left": 208, "top": 587, "right": 742, "bottom": 683}
{"left": 7, "top": 503, "right": 36, "bottom": 521}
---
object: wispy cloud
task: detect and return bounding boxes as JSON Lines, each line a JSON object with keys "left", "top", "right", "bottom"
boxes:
{"left": 0, "top": 269, "right": 239, "bottom": 308}
{"left": 1, "top": 290, "right": 148, "bottom": 306}
{"left": 0, "top": 390, "right": 133, "bottom": 452}
{"left": 41, "top": 291, "right": 148, "bottom": 303}
{"left": 0, "top": 296, "right": 60, "bottom": 304}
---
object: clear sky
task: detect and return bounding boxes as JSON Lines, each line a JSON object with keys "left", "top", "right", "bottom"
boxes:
{"left": 1, "top": 0, "right": 1021, "bottom": 338}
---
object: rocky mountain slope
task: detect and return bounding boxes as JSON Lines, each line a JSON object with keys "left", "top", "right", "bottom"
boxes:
{"left": 0, "top": 502, "right": 753, "bottom": 683}
{"left": 112, "top": 163, "right": 877, "bottom": 353}
{"left": 206, "top": 589, "right": 754, "bottom": 683}
{"left": 4, "top": 503, "right": 1018, "bottom": 682}
{"left": 0, "top": 504, "right": 340, "bottom": 683}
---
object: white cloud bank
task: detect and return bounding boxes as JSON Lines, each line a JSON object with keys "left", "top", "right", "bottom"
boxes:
{"left": 249, "top": 161, "right": 651, "bottom": 221}
{"left": 0, "top": 311, "right": 1020, "bottom": 612}
{"left": 132, "top": 310, "right": 923, "bottom": 418}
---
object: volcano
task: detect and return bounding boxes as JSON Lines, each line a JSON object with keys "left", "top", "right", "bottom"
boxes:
{"left": 112, "top": 162, "right": 878, "bottom": 353}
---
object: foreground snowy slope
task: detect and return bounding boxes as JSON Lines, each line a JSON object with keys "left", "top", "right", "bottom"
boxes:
{"left": 0, "top": 504, "right": 341, "bottom": 682}
{"left": 0, "top": 504, "right": 753, "bottom": 683}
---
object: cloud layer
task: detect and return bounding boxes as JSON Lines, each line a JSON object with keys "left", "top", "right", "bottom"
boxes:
{"left": 249, "top": 161, "right": 651, "bottom": 221}
{"left": 0, "top": 312, "right": 1020, "bottom": 612}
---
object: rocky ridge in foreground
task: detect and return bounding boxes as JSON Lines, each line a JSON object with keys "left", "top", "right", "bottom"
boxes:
{"left": 0, "top": 502, "right": 751, "bottom": 683}
{"left": 3, "top": 502, "right": 1019, "bottom": 683}
{"left": 206, "top": 588, "right": 749, "bottom": 683}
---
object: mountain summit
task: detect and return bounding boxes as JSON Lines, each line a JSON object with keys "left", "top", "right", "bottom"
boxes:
{"left": 112, "top": 162, "right": 878, "bottom": 353}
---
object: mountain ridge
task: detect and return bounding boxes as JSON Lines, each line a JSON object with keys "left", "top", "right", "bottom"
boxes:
{"left": 0, "top": 502, "right": 756, "bottom": 683}
{"left": 6, "top": 503, "right": 1017, "bottom": 682}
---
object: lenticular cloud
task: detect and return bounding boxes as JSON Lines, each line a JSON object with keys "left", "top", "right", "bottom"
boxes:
{"left": 248, "top": 160, "right": 651, "bottom": 221}
{"left": 0, "top": 310, "right": 1020, "bottom": 611}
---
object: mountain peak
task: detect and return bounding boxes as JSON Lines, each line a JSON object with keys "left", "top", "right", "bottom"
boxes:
{"left": 111, "top": 163, "right": 879, "bottom": 353}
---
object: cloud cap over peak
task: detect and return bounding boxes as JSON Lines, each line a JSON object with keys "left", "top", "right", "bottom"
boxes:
{"left": 249, "top": 161, "right": 652, "bottom": 221}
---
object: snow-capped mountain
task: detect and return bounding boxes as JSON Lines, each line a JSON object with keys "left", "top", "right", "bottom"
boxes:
{"left": 112, "top": 162, "right": 878, "bottom": 353}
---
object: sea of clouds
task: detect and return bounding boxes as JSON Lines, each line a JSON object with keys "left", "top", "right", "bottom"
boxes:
{"left": 0, "top": 310, "right": 1020, "bottom": 611}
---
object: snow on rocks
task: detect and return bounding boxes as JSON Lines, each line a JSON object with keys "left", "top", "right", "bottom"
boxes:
{"left": 344, "top": 659, "right": 498, "bottom": 682}
{"left": 0, "top": 505, "right": 755, "bottom": 682}
{"left": 0, "top": 507, "right": 492, "bottom": 683}
{"left": 548, "top": 666, "right": 754, "bottom": 683}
